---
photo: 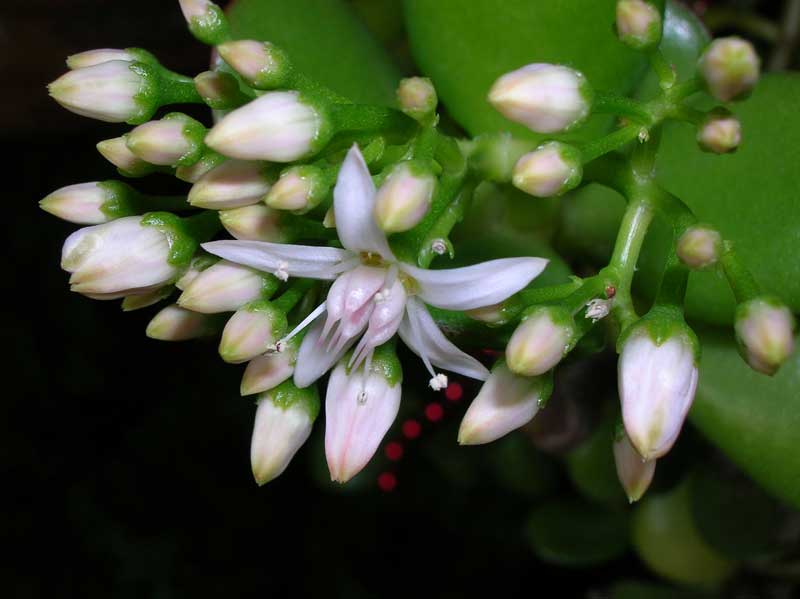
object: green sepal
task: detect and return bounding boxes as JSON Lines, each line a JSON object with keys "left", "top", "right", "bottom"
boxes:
{"left": 96, "top": 180, "right": 141, "bottom": 220}
{"left": 161, "top": 112, "right": 207, "bottom": 167}
{"left": 124, "top": 47, "right": 160, "bottom": 66}
{"left": 140, "top": 210, "right": 220, "bottom": 268}
{"left": 126, "top": 62, "right": 161, "bottom": 125}
{"left": 344, "top": 342, "right": 403, "bottom": 387}
{"left": 617, "top": 305, "right": 701, "bottom": 363}
{"left": 187, "top": 3, "right": 231, "bottom": 46}
{"left": 243, "top": 299, "right": 289, "bottom": 340}
{"left": 260, "top": 380, "right": 320, "bottom": 422}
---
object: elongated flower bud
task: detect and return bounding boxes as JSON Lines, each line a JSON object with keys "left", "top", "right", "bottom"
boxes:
{"left": 506, "top": 306, "right": 577, "bottom": 376}
{"left": 219, "top": 300, "right": 288, "bottom": 364}
{"left": 205, "top": 91, "right": 331, "bottom": 162}
{"left": 374, "top": 161, "right": 436, "bottom": 233}
{"left": 697, "top": 110, "right": 741, "bottom": 154}
{"left": 512, "top": 142, "right": 583, "bottom": 198}
{"left": 126, "top": 113, "right": 205, "bottom": 167}
{"left": 177, "top": 260, "right": 278, "bottom": 313}
{"left": 265, "top": 165, "right": 327, "bottom": 213}
{"left": 615, "top": 0, "right": 662, "bottom": 51}
{"left": 220, "top": 204, "right": 288, "bottom": 241}
{"left": 40, "top": 181, "right": 136, "bottom": 224}
{"left": 48, "top": 60, "right": 157, "bottom": 124}
{"left": 188, "top": 160, "right": 271, "bottom": 209}
{"left": 397, "top": 77, "right": 438, "bottom": 122}
{"left": 325, "top": 346, "right": 402, "bottom": 483}
{"left": 488, "top": 64, "right": 593, "bottom": 134}
{"left": 217, "top": 40, "right": 290, "bottom": 90}
{"left": 179, "top": 0, "right": 229, "bottom": 45}
{"left": 251, "top": 381, "right": 319, "bottom": 485}
{"left": 618, "top": 320, "right": 700, "bottom": 459}
{"left": 97, "top": 137, "right": 154, "bottom": 177}
{"left": 734, "top": 298, "right": 796, "bottom": 375}
{"left": 146, "top": 304, "right": 217, "bottom": 340}
{"left": 699, "top": 37, "right": 760, "bottom": 102}
{"left": 241, "top": 336, "right": 300, "bottom": 396}
{"left": 61, "top": 215, "right": 178, "bottom": 295}
{"left": 458, "top": 362, "right": 552, "bottom": 445}
{"left": 676, "top": 225, "right": 722, "bottom": 270}
{"left": 613, "top": 431, "right": 656, "bottom": 503}
{"left": 66, "top": 48, "right": 139, "bottom": 70}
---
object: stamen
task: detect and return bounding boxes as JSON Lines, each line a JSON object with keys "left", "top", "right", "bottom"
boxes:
{"left": 274, "top": 260, "right": 289, "bottom": 282}
{"left": 272, "top": 301, "right": 326, "bottom": 349}
{"left": 585, "top": 298, "right": 613, "bottom": 322}
{"left": 429, "top": 373, "right": 449, "bottom": 391}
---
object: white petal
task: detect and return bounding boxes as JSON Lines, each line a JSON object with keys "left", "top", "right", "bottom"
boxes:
{"left": 401, "top": 257, "right": 548, "bottom": 311}
{"left": 398, "top": 298, "right": 489, "bottom": 380}
{"left": 333, "top": 145, "right": 395, "bottom": 259}
{"left": 293, "top": 317, "right": 353, "bottom": 388}
{"left": 202, "top": 240, "right": 355, "bottom": 280}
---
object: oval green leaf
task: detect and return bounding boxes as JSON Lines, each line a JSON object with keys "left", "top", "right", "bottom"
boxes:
{"left": 227, "top": 0, "right": 401, "bottom": 105}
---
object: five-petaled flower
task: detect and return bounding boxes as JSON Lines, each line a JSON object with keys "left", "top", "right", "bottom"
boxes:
{"left": 203, "top": 145, "right": 549, "bottom": 390}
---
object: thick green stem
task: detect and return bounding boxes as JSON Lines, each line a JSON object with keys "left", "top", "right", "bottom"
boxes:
{"left": 720, "top": 241, "right": 762, "bottom": 303}
{"left": 159, "top": 71, "right": 204, "bottom": 106}
{"left": 649, "top": 50, "right": 677, "bottom": 90}
{"left": 330, "top": 104, "right": 417, "bottom": 141}
{"left": 581, "top": 124, "right": 643, "bottom": 164}
{"left": 594, "top": 93, "right": 653, "bottom": 123}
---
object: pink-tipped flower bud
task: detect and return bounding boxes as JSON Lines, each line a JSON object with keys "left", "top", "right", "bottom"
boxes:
{"left": 265, "top": 165, "right": 327, "bottom": 213}
{"left": 177, "top": 260, "right": 278, "bottom": 313}
{"left": 697, "top": 110, "right": 742, "bottom": 154}
{"left": 506, "top": 306, "right": 577, "bottom": 376}
{"left": 40, "top": 181, "right": 135, "bottom": 225}
{"left": 193, "top": 70, "right": 246, "bottom": 110}
{"left": 126, "top": 113, "right": 205, "bottom": 167}
{"left": 699, "top": 37, "right": 760, "bottom": 102}
{"left": 146, "top": 304, "right": 217, "bottom": 341}
{"left": 397, "top": 77, "right": 438, "bottom": 122}
{"left": 613, "top": 431, "right": 656, "bottom": 503}
{"left": 735, "top": 298, "right": 796, "bottom": 376}
{"left": 97, "top": 137, "right": 154, "bottom": 177}
{"left": 178, "top": 0, "right": 229, "bottom": 45}
{"left": 488, "top": 64, "right": 593, "bottom": 134}
{"left": 512, "top": 141, "right": 583, "bottom": 198}
{"left": 458, "top": 362, "right": 552, "bottom": 445}
{"left": 188, "top": 160, "right": 271, "bottom": 209}
{"left": 220, "top": 204, "right": 288, "bottom": 242}
{"left": 217, "top": 40, "right": 291, "bottom": 90}
{"left": 374, "top": 161, "right": 436, "bottom": 233}
{"left": 615, "top": 0, "right": 663, "bottom": 51}
{"left": 240, "top": 336, "right": 300, "bottom": 396}
{"left": 619, "top": 320, "right": 700, "bottom": 459}
{"left": 66, "top": 48, "right": 138, "bottom": 70}
{"left": 205, "top": 91, "right": 331, "bottom": 162}
{"left": 250, "top": 381, "right": 319, "bottom": 485}
{"left": 219, "top": 300, "right": 288, "bottom": 364}
{"left": 676, "top": 225, "right": 722, "bottom": 270}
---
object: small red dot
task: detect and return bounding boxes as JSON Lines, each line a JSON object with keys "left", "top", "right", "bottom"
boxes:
{"left": 385, "top": 441, "right": 404, "bottom": 461}
{"left": 425, "top": 402, "right": 444, "bottom": 422}
{"left": 378, "top": 471, "right": 397, "bottom": 492}
{"left": 402, "top": 419, "right": 422, "bottom": 440}
{"left": 445, "top": 382, "right": 463, "bottom": 402}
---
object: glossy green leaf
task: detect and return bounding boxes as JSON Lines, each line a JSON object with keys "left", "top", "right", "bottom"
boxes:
{"left": 403, "top": 0, "right": 646, "bottom": 141}
{"left": 643, "top": 74, "right": 800, "bottom": 325}
{"left": 526, "top": 500, "right": 630, "bottom": 566}
{"left": 691, "top": 327, "right": 800, "bottom": 509}
{"left": 632, "top": 481, "right": 735, "bottom": 586}
{"left": 227, "top": 0, "right": 401, "bottom": 105}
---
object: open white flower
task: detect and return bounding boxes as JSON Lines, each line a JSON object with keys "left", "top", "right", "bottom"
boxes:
{"left": 204, "top": 145, "right": 548, "bottom": 389}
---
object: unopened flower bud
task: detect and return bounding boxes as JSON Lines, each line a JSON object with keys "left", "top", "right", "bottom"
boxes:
{"left": 735, "top": 298, "right": 796, "bottom": 375}
{"left": 697, "top": 110, "right": 741, "bottom": 154}
{"left": 512, "top": 141, "right": 583, "bottom": 198}
{"left": 205, "top": 91, "right": 331, "bottom": 162}
{"left": 188, "top": 160, "right": 271, "bottom": 209}
{"left": 265, "top": 165, "right": 327, "bottom": 213}
{"left": 220, "top": 204, "right": 288, "bottom": 241}
{"left": 488, "top": 63, "right": 593, "bottom": 134}
{"left": 126, "top": 113, "right": 205, "bottom": 167}
{"left": 219, "top": 300, "right": 288, "bottom": 363}
{"left": 179, "top": 0, "right": 229, "bottom": 45}
{"left": 217, "top": 40, "right": 290, "bottom": 89}
{"left": 397, "top": 77, "right": 438, "bottom": 122}
{"left": 146, "top": 304, "right": 217, "bottom": 341}
{"left": 619, "top": 320, "right": 700, "bottom": 459}
{"left": 121, "top": 286, "right": 173, "bottom": 312}
{"left": 613, "top": 431, "right": 656, "bottom": 503}
{"left": 251, "top": 381, "right": 320, "bottom": 485}
{"left": 61, "top": 215, "right": 178, "bottom": 296}
{"left": 458, "top": 362, "right": 551, "bottom": 445}
{"left": 676, "top": 225, "right": 722, "bottom": 270}
{"left": 506, "top": 307, "right": 577, "bottom": 376}
{"left": 97, "top": 137, "right": 155, "bottom": 177}
{"left": 48, "top": 60, "right": 157, "bottom": 124}
{"left": 177, "top": 260, "right": 278, "bottom": 313}
{"left": 325, "top": 346, "right": 402, "bottom": 483}
{"left": 241, "top": 336, "right": 300, "bottom": 396}
{"left": 193, "top": 70, "right": 247, "bottom": 110}
{"left": 615, "top": 0, "right": 662, "bottom": 51}
{"left": 174, "top": 253, "right": 218, "bottom": 291}
{"left": 699, "top": 37, "right": 760, "bottom": 102}
{"left": 41, "top": 180, "right": 136, "bottom": 224}
{"left": 374, "top": 161, "right": 435, "bottom": 233}
{"left": 66, "top": 48, "right": 145, "bottom": 70}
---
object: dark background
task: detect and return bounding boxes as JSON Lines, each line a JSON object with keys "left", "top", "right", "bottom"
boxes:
{"left": 1, "top": 1, "right": 792, "bottom": 597}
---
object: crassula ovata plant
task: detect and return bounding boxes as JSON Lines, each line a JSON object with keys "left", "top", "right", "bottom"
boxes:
{"left": 42, "top": 0, "right": 797, "bottom": 514}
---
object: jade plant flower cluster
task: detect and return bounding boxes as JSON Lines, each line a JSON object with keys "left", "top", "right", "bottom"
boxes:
{"left": 43, "top": 0, "right": 795, "bottom": 497}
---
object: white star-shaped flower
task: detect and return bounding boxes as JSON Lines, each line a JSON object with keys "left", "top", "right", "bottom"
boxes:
{"left": 203, "top": 145, "right": 549, "bottom": 389}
